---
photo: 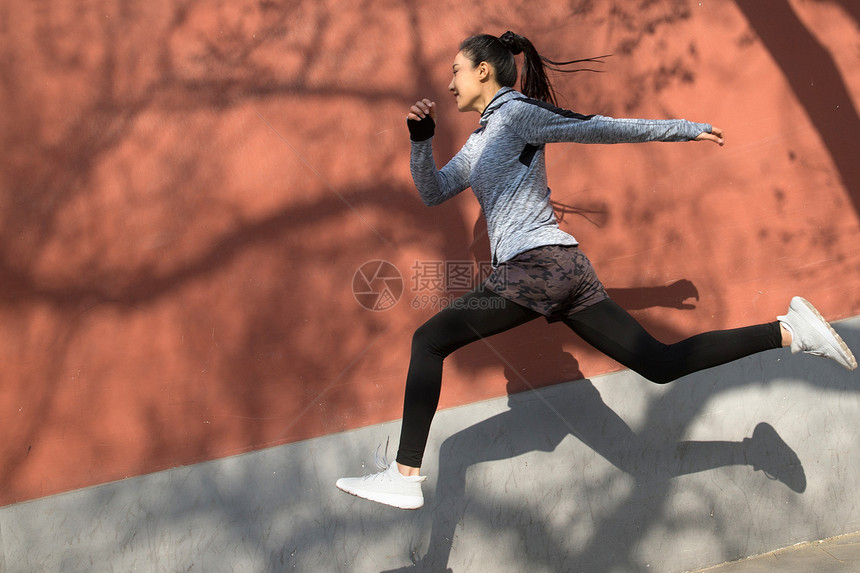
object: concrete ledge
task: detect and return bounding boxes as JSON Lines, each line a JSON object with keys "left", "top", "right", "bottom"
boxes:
{"left": 690, "top": 530, "right": 860, "bottom": 572}
{"left": 1, "top": 319, "right": 858, "bottom": 573}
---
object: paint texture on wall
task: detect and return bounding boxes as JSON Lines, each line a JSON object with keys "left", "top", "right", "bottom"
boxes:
{"left": 1, "top": 0, "right": 858, "bottom": 504}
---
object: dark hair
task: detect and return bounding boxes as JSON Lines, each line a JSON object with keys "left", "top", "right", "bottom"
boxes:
{"left": 459, "top": 31, "right": 607, "bottom": 106}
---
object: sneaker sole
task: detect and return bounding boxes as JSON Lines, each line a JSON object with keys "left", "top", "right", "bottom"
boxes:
{"left": 335, "top": 480, "right": 424, "bottom": 510}
{"left": 796, "top": 297, "right": 857, "bottom": 370}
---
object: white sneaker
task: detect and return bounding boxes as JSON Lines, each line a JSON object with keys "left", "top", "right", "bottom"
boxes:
{"left": 778, "top": 297, "right": 857, "bottom": 370}
{"left": 336, "top": 442, "right": 427, "bottom": 510}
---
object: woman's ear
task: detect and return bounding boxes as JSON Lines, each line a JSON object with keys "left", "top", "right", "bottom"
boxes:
{"left": 477, "top": 61, "right": 491, "bottom": 81}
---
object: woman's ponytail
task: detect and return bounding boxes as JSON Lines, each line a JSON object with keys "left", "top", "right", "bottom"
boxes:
{"left": 460, "top": 31, "right": 608, "bottom": 106}
{"left": 498, "top": 32, "right": 557, "bottom": 104}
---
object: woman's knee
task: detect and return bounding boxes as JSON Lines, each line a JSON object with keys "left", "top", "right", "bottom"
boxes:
{"left": 411, "top": 320, "right": 448, "bottom": 358}
{"left": 641, "top": 369, "right": 678, "bottom": 385}
{"left": 630, "top": 360, "right": 682, "bottom": 385}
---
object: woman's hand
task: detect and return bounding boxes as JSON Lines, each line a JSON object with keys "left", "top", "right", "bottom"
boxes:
{"left": 407, "top": 99, "right": 436, "bottom": 122}
{"left": 695, "top": 126, "right": 725, "bottom": 146}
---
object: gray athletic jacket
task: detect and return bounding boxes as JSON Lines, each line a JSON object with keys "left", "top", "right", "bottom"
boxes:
{"left": 409, "top": 87, "right": 711, "bottom": 266}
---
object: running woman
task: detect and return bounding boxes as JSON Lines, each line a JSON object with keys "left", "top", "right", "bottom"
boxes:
{"left": 336, "top": 31, "right": 857, "bottom": 510}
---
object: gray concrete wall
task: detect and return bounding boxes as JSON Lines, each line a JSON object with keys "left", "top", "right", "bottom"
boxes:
{"left": 2, "top": 318, "right": 858, "bottom": 573}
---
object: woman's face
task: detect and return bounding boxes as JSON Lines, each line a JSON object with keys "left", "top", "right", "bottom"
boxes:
{"left": 448, "top": 51, "right": 489, "bottom": 113}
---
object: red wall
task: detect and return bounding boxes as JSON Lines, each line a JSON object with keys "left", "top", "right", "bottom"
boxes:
{"left": 1, "top": 0, "right": 858, "bottom": 505}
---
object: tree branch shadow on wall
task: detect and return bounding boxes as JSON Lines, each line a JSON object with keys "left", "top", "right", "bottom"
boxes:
{"left": 0, "top": 0, "right": 467, "bottom": 504}
{"left": 3, "top": 1, "right": 858, "bottom": 571}
{"left": 735, "top": 0, "right": 860, "bottom": 216}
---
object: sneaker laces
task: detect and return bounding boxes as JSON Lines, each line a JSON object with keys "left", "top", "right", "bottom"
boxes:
{"left": 360, "top": 437, "right": 392, "bottom": 482}
{"left": 374, "top": 436, "right": 391, "bottom": 470}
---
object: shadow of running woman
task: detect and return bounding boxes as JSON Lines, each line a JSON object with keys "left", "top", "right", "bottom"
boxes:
{"left": 381, "top": 285, "right": 805, "bottom": 573}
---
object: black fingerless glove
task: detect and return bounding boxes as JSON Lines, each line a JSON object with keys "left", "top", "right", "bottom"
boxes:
{"left": 407, "top": 116, "right": 435, "bottom": 141}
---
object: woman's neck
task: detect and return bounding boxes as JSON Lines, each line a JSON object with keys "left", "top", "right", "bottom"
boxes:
{"left": 476, "top": 82, "right": 505, "bottom": 114}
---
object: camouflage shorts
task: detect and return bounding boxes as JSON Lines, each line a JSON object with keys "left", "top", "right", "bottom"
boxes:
{"left": 483, "top": 244, "right": 608, "bottom": 323}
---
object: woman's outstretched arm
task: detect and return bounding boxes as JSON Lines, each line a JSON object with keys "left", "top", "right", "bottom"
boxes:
{"left": 504, "top": 98, "right": 723, "bottom": 146}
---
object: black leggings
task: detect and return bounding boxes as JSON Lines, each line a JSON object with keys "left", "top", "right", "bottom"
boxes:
{"left": 396, "top": 288, "right": 782, "bottom": 468}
